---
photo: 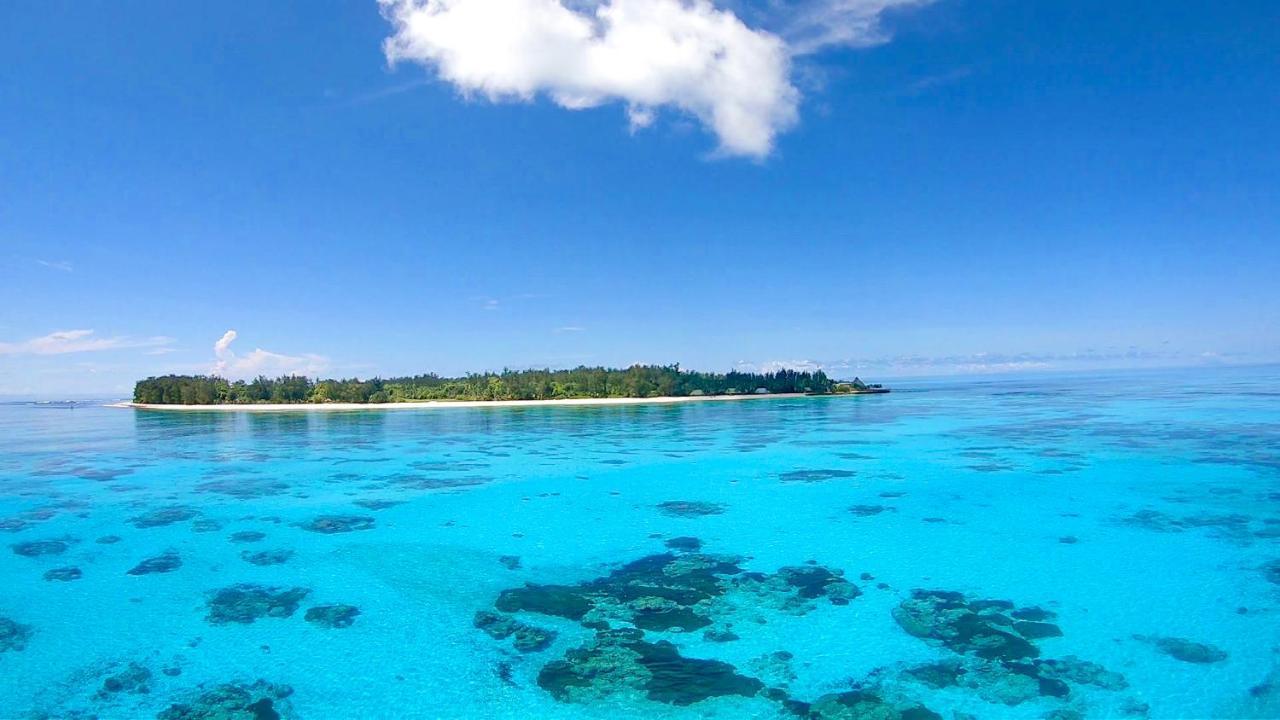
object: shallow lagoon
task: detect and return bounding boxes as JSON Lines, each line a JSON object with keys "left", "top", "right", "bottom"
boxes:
{"left": 1, "top": 367, "right": 1278, "bottom": 718}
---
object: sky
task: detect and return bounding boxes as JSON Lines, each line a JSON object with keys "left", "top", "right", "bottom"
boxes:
{"left": 1, "top": 0, "right": 1278, "bottom": 397}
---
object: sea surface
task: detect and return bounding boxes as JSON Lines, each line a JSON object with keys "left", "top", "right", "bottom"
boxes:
{"left": 1, "top": 367, "right": 1278, "bottom": 719}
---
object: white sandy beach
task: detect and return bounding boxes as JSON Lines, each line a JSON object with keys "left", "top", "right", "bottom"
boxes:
{"left": 111, "top": 392, "right": 829, "bottom": 412}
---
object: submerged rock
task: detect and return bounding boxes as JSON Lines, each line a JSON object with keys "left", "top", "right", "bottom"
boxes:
{"left": 43, "top": 566, "right": 82, "bottom": 581}
{"left": 96, "top": 535, "right": 123, "bottom": 544}
{"left": 157, "top": 679, "right": 296, "bottom": 720}
{"left": 241, "top": 549, "right": 294, "bottom": 566}
{"left": 0, "top": 616, "right": 33, "bottom": 653}
{"left": 229, "top": 531, "right": 267, "bottom": 544}
{"left": 205, "top": 584, "right": 310, "bottom": 625}
{"left": 538, "top": 629, "right": 763, "bottom": 706}
{"left": 498, "top": 555, "right": 522, "bottom": 570}
{"left": 305, "top": 604, "right": 361, "bottom": 629}
{"left": 474, "top": 610, "right": 555, "bottom": 652}
{"left": 656, "top": 501, "right": 726, "bottom": 518}
{"left": 1134, "top": 634, "right": 1228, "bottom": 664}
{"left": 130, "top": 506, "right": 200, "bottom": 529}
{"left": 298, "top": 515, "right": 375, "bottom": 534}
{"left": 128, "top": 550, "right": 183, "bottom": 576}
{"left": 12, "top": 538, "right": 72, "bottom": 557}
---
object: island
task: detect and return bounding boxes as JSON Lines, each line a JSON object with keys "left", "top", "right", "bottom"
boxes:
{"left": 128, "top": 365, "right": 889, "bottom": 407}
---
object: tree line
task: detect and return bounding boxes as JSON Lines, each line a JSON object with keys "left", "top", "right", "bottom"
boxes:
{"left": 132, "top": 365, "right": 838, "bottom": 404}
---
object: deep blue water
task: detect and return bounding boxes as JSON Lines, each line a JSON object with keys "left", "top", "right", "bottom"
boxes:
{"left": 1, "top": 367, "right": 1278, "bottom": 719}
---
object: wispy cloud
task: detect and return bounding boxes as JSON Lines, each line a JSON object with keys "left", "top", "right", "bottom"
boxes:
{"left": 35, "top": 259, "right": 73, "bottom": 272}
{"left": 211, "top": 330, "right": 329, "bottom": 379}
{"left": 554, "top": 326, "right": 585, "bottom": 333}
{"left": 376, "top": 0, "right": 927, "bottom": 158}
{"left": 0, "top": 329, "right": 172, "bottom": 356}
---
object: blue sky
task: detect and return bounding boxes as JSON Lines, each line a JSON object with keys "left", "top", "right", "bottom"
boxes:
{"left": 1, "top": 0, "right": 1277, "bottom": 397}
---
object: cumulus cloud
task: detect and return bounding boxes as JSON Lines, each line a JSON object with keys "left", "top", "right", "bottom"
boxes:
{"left": 211, "top": 330, "right": 329, "bottom": 379}
{"left": 377, "top": 0, "right": 927, "bottom": 157}
{"left": 0, "top": 329, "right": 172, "bottom": 356}
{"left": 379, "top": 0, "right": 799, "bottom": 157}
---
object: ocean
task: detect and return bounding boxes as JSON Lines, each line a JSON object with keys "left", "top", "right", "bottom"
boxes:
{"left": 1, "top": 366, "right": 1277, "bottom": 719}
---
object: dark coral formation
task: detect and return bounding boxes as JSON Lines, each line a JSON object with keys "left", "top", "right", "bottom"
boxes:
{"left": 849, "top": 504, "right": 895, "bottom": 517}
{"left": 157, "top": 679, "right": 295, "bottom": 720}
{"left": 778, "top": 469, "right": 856, "bottom": 483}
{"left": 1263, "top": 559, "right": 1280, "bottom": 585}
{"left": 893, "top": 589, "right": 1133, "bottom": 711}
{"left": 191, "top": 519, "right": 224, "bottom": 533}
{"left": 808, "top": 689, "right": 941, "bottom": 719}
{"left": 96, "top": 535, "right": 123, "bottom": 544}
{"left": 298, "top": 515, "right": 375, "bottom": 534}
{"left": 128, "top": 550, "right": 183, "bottom": 576}
{"left": 495, "top": 552, "right": 859, "bottom": 636}
{"left": 12, "top": 538, "right": 72, "bottom": 557}
{"left": 481, "top": 544, "right": 873, "bottom": 710}
{"left": 1134, "top": 634, "right": 1228, "bottom": 664}
{"left": 97, "top": 661, "right": 153, "bottom": 697}
{"left": 0, "top": 616, "right": 33, "bottom": 653}
{"left": 229, "top": 531, "right": 267, "bottom": 544}
{"left": 656, "top": 501, "right": 726, "bottom": 518}
{"left": 0, "top": 517, "right": 29, "bottom": 532}
{"left": 130, "top": 506, "right": 200, "bottom": 529}
{"left": 473, "top": 610, "right": 555, "bottom": 652}
{"left": 197, "top": 476, "right": 290, "bottom": 499}
{"left": 498, "top": 555, "right": 522, "bottom": 570}
{"left": 353, "top": 499, "right": 402, "bottom": 510}
{"left": 43, "top": 566, "right": 82, "bottom": 581}
{"left": 305, "top": 604, "right": 361, "bottom": 629}
{"left": 205, "top": 584, "right": 310, "bottom": 625}
{"left": 893, "top": 590, "right": 1056, "bottom": 662}
{"left": 664, "top": 536, "right": 702, "bottom": 552}
{"left": 537, "top": 628, "right": 763, "bottom": 706}
{"left": 241, "top": 549, "right": 294, "bottom": 566}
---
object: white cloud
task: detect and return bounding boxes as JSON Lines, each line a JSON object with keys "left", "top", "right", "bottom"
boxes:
{"left": 211, "top": 330, "right": 329, "bottom": 379}
{"left": 379, "top": 0, "right": 800, "bottom": 158}
{"left": 554, "top": 326, "right": 586, "bottom": 333}
{"left": 377, "top": 0, "right": 931, "bottom": 157}
{"left": 0, "top": 329, "right": 172, "bottom": 356}
{"left": 36, "top": 259, "right": 73, "bottom": 272}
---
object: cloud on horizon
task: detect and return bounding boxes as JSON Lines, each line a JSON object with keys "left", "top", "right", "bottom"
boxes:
{"left": 377, "top": 0, "right": 924, "bottom": 158}
{"left": 0, "top": 329, "right": 172, "bottom": 356}
{"left": 211, "top": 330, "right": 330, "bottom": 380}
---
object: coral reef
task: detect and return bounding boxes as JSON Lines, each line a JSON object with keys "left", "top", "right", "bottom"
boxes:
{"left": 298, "top": 515, "right": 375, "bottom": 534}
{"left": 205, "top": 584, "right": 310, "bottom": 625}
{"left": 305, "top": 604, "right": 361, "bottom": 629}
{"left": 473, "top": 610, "right": 555, "bottom": 652}
{"left": 128, "top": 550, "right": 183, "bottom": 576}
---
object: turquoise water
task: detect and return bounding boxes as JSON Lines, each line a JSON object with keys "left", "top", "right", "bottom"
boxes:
{"left": 1, "top": 367, "right": 1278, "bottom": 719}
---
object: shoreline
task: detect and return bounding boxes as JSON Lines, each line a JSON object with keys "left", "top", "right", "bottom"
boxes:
{"left": 110, "top": 392, "right": 875, "bottom": 412}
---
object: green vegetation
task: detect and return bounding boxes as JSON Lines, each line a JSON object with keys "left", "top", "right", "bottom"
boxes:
{"left": 132, "top": 365, "right": 840, "bottom": 405}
